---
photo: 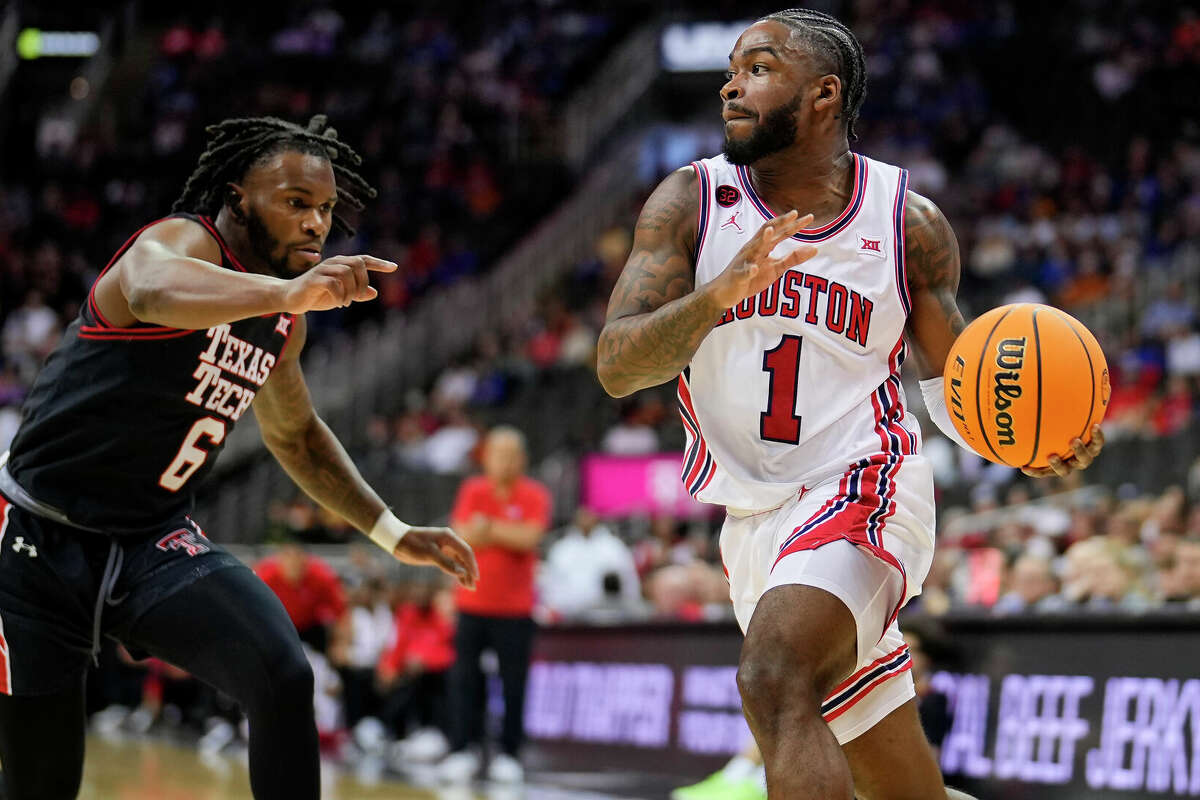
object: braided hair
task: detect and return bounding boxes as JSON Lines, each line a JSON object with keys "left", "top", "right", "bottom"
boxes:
{"left": 172, "top": 114, "right": 377, "bottom": 236}
{"left": 760, "top": 8, "right": 867, "bottom": 140}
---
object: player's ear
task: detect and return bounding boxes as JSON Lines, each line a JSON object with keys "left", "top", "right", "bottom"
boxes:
{"left": 225, "top": 183, "right": 248, "bottom": 223}
{"left": 813, "top": 74, "right": 842, "bottom": 116}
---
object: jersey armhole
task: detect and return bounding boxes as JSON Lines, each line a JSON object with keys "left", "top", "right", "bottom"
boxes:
{"left": 85, "top": 215, "right": 199, "bottom": 333}
{"left": 690, "top": 161, "right": 711, "bottom": 264}
{"left": 892, "top": 169, "right": 912, "bottom": 317}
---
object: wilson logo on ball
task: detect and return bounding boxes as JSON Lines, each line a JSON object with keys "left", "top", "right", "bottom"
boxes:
{"left": 944, "top": 303, "right": 1109, "bottom": 469}
{"left": 992, "top": 337, "right": 1026, "bottom": 447}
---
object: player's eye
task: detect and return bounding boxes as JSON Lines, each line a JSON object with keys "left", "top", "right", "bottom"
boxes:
{"left": 288, "top": 198, "right": 306, "bottom": 208}
{"left": 751, "top": 64, "right": 768, "bottom": 74}
{"left": 723, "top": 70, "right": 735, "bottom": 81}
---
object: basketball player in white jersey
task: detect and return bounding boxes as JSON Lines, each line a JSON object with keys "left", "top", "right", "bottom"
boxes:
{"left": 598, "top": 9, "right": 1103, "bottom": 799}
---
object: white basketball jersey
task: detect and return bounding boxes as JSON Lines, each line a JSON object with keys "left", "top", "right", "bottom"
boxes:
{"left": 678, "top": 152, "right": 922, "bottom": 511}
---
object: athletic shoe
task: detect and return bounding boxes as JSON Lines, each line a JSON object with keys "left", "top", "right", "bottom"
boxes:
{"left": 198, "top": 719, "right": 237, "bottom": 756}
{"left": 670, "top": 770, "right": 767, "bottom": 800}
{"left": 399, "top": 728, "right": 450, "bottom": 762}
{"left": 486, "top": 753, "right": 524, "bottom": 784}
{"left": 353, "top": 716, "right": 389, "bottom": 756}
{"left": 436, "top": 750, "right": 481, "bottom": 783}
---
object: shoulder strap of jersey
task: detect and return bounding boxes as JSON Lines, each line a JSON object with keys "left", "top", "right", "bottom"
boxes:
{"left": 889, "top": 164, "right": 911, "bottom": 316}
{"left": 689, "top": 160, "right": 712, "bottom": 264}
{"left": 83, "top": 213, "right": 240, "bottom": 332}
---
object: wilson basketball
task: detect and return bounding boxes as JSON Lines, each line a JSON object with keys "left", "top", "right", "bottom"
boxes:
{"left": 943, "top": 303, "right": 1109, "bottom": 469}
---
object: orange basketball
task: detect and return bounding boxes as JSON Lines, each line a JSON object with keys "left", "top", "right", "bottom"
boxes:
{"left": 943, "top": 303, "right": 1109, "bottom": 469}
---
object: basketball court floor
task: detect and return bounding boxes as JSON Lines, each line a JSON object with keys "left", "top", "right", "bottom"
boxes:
{"left": 75, "top": 735, "right": 676, "bottom": 800}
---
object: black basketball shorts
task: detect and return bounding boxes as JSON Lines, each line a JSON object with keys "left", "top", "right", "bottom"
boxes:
{"left": 0, "top": 493, "right": 243, "bottom": 695}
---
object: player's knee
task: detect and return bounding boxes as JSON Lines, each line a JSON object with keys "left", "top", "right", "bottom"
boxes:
{"left": 737, "top": 644, "right": 820, "bottom": 719}
{"left": 270, "top": 646, "right": 314, "bottom": 707}
{"left": 242, "top": 637, "right": 313, "bottom": 717}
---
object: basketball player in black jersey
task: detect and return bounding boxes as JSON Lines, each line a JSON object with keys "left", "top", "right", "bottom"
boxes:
{"left": 0, "top": 115, "right": 478, "bottom": 800}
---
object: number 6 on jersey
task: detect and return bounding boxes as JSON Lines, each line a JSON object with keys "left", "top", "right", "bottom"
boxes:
{"left": 159, "top": 417, "right": 226, "bottom": 491}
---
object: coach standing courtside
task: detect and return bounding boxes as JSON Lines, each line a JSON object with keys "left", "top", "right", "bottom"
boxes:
{"left": 438, "top": 426, "right": 550, "bottom": 785}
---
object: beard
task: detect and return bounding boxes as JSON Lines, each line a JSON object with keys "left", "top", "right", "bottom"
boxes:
{"left": 723, "top": 94, "right": 802, "bottom": 166}
{"left": 245, "top": 207, "right": 294, "bottom": 278}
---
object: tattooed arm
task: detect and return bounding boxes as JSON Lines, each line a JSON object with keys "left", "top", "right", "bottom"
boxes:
{"left": 255, "top": 316, "right": 477, "bottom": 584}
{"left": 903, "top": 191, "right": 966, "bottom": 379}
{"left": 597, "top": 167, "right": 816, "bottom": 397}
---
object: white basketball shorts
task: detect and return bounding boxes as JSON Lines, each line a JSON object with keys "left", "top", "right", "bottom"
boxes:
{"left": 719, "top": 454, "right": 936, "bottom": 745}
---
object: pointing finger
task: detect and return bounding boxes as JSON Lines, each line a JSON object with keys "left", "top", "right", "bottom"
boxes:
{"left": 358, "top": 256, "right": 399, "bottom": 273}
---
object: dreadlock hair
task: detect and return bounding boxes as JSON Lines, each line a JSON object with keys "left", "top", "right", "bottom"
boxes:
{"left": 759, "top": 8, "right": 867, "bottom": 141}
{"left": 172, "top": 114, "right": 377, "bottom": 237}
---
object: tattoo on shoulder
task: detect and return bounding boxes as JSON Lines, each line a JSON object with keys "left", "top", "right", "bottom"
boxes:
{"left": 635, "top": 168, "right": 698, "bottom": 235}
{"left": 904, "top": 191, "right": 961, "bottom": 294}
{"left": 636, "top": 192, "right": 692, "bottom": 234}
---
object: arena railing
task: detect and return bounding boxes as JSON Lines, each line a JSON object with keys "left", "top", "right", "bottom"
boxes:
{"left": 563, "top": 22, "right": 661, "bottom": 172}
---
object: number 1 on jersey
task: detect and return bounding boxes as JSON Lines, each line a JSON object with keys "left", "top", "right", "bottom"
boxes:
{"left": 760, "top": 335, "right": 803, "bottom": 444}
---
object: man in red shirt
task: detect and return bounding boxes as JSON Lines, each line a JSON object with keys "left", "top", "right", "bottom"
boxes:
{"left": 438, "top": 426, "right": 550, "bottom": 784}
{"left": 255, "top": 544, "right": 348, "bottom": 653}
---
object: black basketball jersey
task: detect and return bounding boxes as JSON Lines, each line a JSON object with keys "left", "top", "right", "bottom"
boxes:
{"left": 6, "top": 213, "right": 295, "bottom": 534}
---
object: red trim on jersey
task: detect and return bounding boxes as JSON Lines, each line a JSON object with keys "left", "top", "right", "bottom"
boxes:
{"left": 691, "top": 160, "right": 712, "bottom": 263}
{"left": 87, "top": 216, "right": 184, "bottom": 331}
{"left": 773, "top": 458, "right": 909, "bottom": 641}
{"left": 735, "top": 155, "right": 868, "bottom": 241}
{"left": 828, "top": 644, "right": 909, "bottom": 697}
{"left": 822, "top": 657, "right": 912, "bottom": 722}
{"left": 892, "top": 168, "right": 912, "bottom": 315}
{"left": 78, "top": 327, "right": 195, "bottom": 341}
{"left": 197, "top": 215, "right": 248, "bottom": 273}
{"left": 677, "top": 375, "right": 711, "bottom": 492}
{"left": 0, "top": 614, "right": 10, "bottom": 696}
{"left": 0, "top": 500, "right": 11, "bottom": 695}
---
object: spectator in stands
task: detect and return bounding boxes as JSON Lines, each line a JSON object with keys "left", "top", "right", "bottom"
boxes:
{"left": 1086, "top": 546, "right": 1151, "bottom": 611}
{"left": 1, "top": 289, "right": 60, "bottom": 381}
{"left": 424, "top": 407, "right": 480, "bottom": 475}
{"left": 601, "top": 396, "right": 664, "bottom": 456}
{"left": 378, "top": 580, "right": 456, "bottom": 763}
{"left": 330, "top": 577, "right": 395, "bottom": 752}
{"left": 1162, "top": 538, "right": 1200, "bottom": 610}
{"left": 993, "top": 555, "right": 1061, "bottom": 614}
{"left": 255, "top": 544, "right": 348, "bottom": 653}
{"left": 440, "top": 426, "right": 550, "bottom": 784}
{"left": 539, "top": 506, "right": 642, "bottom": 620}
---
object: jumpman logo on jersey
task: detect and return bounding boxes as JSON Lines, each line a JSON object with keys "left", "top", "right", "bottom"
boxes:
{"left": 274, "top": 316, "right": 292, "bottom": 336}
{"left": 721, "top": 212, "right": 743, "bottom": 233}
{"left": 11, "top": 536, "right": 37, "bottom": 558}
{"left": 798, "top": 484, "right": 811, "bottom": 501}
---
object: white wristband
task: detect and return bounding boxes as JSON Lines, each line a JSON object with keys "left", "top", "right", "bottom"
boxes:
{"left": 369, "top": 510, "right": 410, "bottom": 553}
{"left": 919, "top": 376, "right": 976, "bottom": 453}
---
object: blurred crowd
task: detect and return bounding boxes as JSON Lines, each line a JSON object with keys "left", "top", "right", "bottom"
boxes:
{"left": 0, "top": 0, "right": 628, "bottom": 438}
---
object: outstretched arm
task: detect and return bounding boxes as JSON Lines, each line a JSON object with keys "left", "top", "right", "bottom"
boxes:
{"left": 597, "top": 167, "right": 815, "bottom": 397}
{"left": 902, "top": 190, "right": 1102, "bottom": 476}
{"left": 254, "top": 316, "right": 477, "bottom": 587}
{"left": 93, "top": 217, "right": 396, "bottom": 330}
